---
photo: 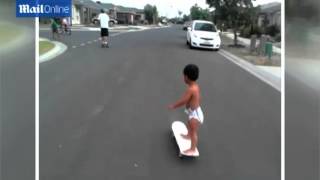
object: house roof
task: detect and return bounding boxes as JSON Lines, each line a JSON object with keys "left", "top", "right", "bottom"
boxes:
{"left": 117, "top": 5, "right": 141, "bottom": 13}
{"left": 97, "top": 3, "right": 115, "bottom": 10}
{"left": 92, "top": 1, "right": 143, "bottom": 13}
{"left": 74, "top": 0, "right": 144, "bottom": 14}
{"left": 259, "top": 2, "right": 281, "bottom": 14}
{"left": 74, "top": 0, "right": 103, "bottom": 9}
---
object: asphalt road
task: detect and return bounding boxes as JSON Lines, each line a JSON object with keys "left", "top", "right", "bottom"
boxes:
{"left": 0, "top": 3, "right": 35, "bottom": 180}
{"left": 39, "top": 29, "right": 117, "bottom": 48}
{"left": 40, "top": 25, "right": 281, "bottom": 180}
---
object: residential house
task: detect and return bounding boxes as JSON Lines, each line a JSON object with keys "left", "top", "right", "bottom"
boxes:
{"left": 135, "top": 10, "right": 146, "bottom": 24}
{"left": 97, "top": 2, "right": 145, "bottom": 24}
{"left": 40, "top": 0, "right": 145, "bottom": 25}
{"left": 95, "top": 2, "right": 117, "bottom": 19}
{"left": 72, "top": 0, "right": 102, "bottom": 25}
{"left": 116, "top": 6, "right": 137, "bottom": 24}
{"left": 257, "top": 2, "right": 281, "bottom": 29}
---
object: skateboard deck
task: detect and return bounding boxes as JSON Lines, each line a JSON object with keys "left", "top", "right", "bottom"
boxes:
{"left": 171, "top": 121, "right": 199, "bottom": 157}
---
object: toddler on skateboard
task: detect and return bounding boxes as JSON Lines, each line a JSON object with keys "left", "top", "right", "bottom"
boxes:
{"left": 168, "top": 64, "right": 204, "bottom": 155}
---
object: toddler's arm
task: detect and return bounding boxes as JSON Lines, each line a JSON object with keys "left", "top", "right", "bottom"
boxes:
{"left": 169, "top": 89, "right": 192, "bottom": 109}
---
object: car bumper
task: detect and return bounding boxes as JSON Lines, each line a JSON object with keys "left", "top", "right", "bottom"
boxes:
{"left": 191, "top": 38, "right": 221, "bottom": 49}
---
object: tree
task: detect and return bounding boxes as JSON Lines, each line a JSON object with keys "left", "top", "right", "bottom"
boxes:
{"left": 152, "top": 6, "right": 158, "bottom": 24}
{"left": 206, "top": 0, "right": 255, "bottom": 46}
{"left": 178, "top": 10, "right": 183, "bottom": 17}
{"left": 144, "top": 4, "right": 158, "bottom": 24}
{"left": 144, "top": 4, "right": 154, "bottom": 24}
{"left": 182, "top": 14, "right": 190, "bottom": 22}
{"left": 190, "top": 4, "right": 211, "bottom": 21}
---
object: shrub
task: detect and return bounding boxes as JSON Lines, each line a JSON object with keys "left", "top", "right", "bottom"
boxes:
{"left": 274, "top": 33, "right": 281, "bottom": 42}
{"left": 240, "top": 25, "right": 262, "bottom": 38}
{"left": 265, "top": 25, "right": 280, "bottom": 37}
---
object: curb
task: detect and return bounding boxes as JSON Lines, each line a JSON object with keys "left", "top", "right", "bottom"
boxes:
{"left": 218, "top": 49, "right": 281, "bottom": 92}
{"left": 39, "top": 38, "right": 68, "bottom": 63}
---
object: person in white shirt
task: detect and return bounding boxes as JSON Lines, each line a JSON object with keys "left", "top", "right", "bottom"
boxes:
{"left": 98, "top": 9, "right": 110, "bottom": 47}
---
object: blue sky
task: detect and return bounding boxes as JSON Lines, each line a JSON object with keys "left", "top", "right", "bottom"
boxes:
{"left": 98, "top": 0, "right": 282, "bottom": 18}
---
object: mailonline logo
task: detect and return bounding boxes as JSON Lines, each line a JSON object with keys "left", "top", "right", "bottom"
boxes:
{"left": 16, "top": 0, "right": 71, "bottom": 17}
{"left": 18, "top": 4, "right": 69, "bottom": 14}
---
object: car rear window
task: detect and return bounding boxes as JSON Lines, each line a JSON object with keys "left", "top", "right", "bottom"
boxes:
{"left": 194, "top": 23, "right": 216, "bottom": 32}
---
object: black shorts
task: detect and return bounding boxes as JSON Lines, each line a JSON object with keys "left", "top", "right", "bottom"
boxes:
{"left": 101, "top": 28, "right": 109, "bottom": 37}
{"left": 52, "top": 27, "right": 58, "bottom": 33}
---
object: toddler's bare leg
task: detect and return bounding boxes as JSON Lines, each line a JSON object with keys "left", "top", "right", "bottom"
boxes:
{"left": 184, "top": 119, "right": 199, "bottom": 154}
{"left": 181, "top": 121, "right": 191, "bottom": 139}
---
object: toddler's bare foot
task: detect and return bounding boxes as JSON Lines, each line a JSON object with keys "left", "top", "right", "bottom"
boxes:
{"left": 183, "top": 149, "right": 196, "bottom": 155}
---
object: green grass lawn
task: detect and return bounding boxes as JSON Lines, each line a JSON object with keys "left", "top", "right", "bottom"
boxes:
{"left": 39, "top": 41, "right": 55, "bottom": 55}
{"left": 0, "top": 24, "right": 23, "bottom": 45}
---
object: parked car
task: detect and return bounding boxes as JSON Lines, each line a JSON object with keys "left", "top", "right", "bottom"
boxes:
{"left": 92, "top": 16, "right": 118, "bottom": 26}
{"left": 186, "top": 20, "right": 221, "bottom": 50}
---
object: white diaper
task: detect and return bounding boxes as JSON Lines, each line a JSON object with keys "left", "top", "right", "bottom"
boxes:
{"left": 184, "top": 107, "right": 204, "bottom": 124}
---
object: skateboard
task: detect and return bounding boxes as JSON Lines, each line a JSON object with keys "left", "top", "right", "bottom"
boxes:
{"left": 171, "top": 121, "right": 199, "bottom": 157}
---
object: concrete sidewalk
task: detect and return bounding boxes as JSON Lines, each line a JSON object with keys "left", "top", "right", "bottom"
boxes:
{"left": 223, "top": 32, "right": 281, "bottom": 54}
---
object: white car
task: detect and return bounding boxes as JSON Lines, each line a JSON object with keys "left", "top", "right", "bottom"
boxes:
{"left": 92, "top": 17, "right": 118, "bottom": 26}
{"left": 186, "top": 20, "right": 221, "bottom": 50}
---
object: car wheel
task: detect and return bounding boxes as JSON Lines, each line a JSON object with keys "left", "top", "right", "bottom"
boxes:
{"left": 189, "top": 41, "right": 193, "bottom": 49}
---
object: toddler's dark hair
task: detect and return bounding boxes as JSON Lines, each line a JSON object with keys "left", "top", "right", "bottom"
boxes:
{"left": 183, "top": 64, "right": 199, "bottom": 81}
